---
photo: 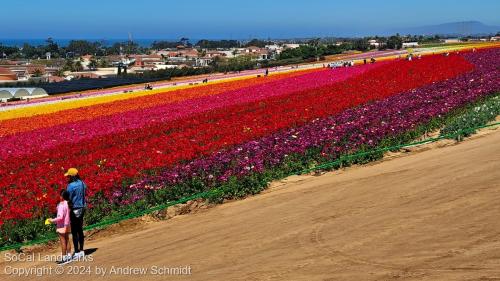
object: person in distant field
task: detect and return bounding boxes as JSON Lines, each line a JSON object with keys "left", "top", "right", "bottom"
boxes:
{"left": 363, "top": 59, "right": 367, "bottom": 65}
{"left": 65, "top": 168, "right": 87, "bottom": 259}
{"left": 265, "top": 69, "right": 269, "bottom": 76}
{"left": 370, "top": 57, "right": 376, "bottom": 64}
{"left": 49, "top": 190, "right": 72, "bottom": 264}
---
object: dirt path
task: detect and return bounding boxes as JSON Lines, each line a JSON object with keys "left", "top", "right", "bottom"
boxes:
{"left": 2, "top": 130, "right": 500, "bottom": 281}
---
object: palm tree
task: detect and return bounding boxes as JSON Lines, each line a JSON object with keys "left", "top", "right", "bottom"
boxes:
{"left": 308, "top": 38, "right": 321, "bottom": 61}
{"left": 88, "top": 58, "right": 98, "bottom": 70}
{"left": 55, "top": 68, "right": 65, "bottom": 77}
{"left": 74, "top": 61, "right": 83, "bottom": 72}
{"left": 63, "top": 58, "right": 74, "bottom": 72}
{"left": 31, "top": 69, "right": 43, "bottom": 77}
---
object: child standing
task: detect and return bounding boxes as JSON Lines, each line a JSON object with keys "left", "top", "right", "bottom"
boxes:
{"left": 50, "top": 190, "right": 72, "bottom": 264}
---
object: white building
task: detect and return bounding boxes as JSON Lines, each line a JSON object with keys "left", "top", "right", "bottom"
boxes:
{"left": 195, "top": 57, "right": 213, "bottom": 67}
{"left": 283, "top": 43, "right": 301, "bottom": 49}
{"left": 265, "top": 44, "right": 283, "bottom": 54}
{"left": 402, "top": 42, "right": 419, "bottom": 48}
{"left": 368, "top": 39, "right": 380, "bottom": 47}
{"left": 219, "top": 50, "right": 236, "bottom": 58}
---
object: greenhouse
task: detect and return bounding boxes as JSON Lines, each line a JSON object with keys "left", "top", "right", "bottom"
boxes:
{"left": 0, "top": 88, "right": 49, "bottom": 101}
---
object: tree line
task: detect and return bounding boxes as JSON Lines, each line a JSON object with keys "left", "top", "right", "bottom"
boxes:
{"left": 0, "top": 35, "right": 450, "bottom": 61}
{"left": 0, "top": 38, "right": 148, "bottom": 59}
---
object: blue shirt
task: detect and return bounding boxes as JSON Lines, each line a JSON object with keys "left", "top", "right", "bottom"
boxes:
{"left": 67, "top": 180, "right": 87, "bottom": 209}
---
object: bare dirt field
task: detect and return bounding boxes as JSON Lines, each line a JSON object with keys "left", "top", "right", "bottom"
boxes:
{"left": 2, "top": 129, "right": 500, "bottom": 281}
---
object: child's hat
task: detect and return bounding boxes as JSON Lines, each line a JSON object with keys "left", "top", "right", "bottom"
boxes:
{"left": 64, "top": 168, "right": 78, "bottom": 177}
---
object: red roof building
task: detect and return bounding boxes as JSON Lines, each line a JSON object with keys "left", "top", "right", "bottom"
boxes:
{"left": 133, "top": 54, "right": 163, "bottom": 67}
{"left": 0, "top": 67, "right": 17, "bottom": 81}
{"left": 26, "top": 65, "right": 46, "bottom": 75}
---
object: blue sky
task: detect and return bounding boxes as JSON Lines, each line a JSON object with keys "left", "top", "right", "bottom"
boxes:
{"left": 2, "top": 0, "right": 499, "bottom": 39}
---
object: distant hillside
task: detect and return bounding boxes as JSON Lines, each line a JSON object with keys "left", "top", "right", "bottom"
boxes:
{"left": 395, "top": 21, "right": 499, "bottom": 36}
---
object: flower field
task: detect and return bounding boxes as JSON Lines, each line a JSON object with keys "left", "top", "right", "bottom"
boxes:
{"left": 1, "top": 47, "right": 499, "bottom": 245}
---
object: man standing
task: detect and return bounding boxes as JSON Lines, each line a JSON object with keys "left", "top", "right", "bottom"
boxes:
{"left": 65, "top": 168, "right": 87, "bottom": 259}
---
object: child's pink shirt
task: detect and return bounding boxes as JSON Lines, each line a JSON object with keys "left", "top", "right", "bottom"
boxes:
{"left": 53, "top": 201, "right": 70, "bottom": 228}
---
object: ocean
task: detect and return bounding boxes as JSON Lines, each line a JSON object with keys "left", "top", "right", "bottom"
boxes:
{"left": 0, "top": 39, "right": 196, "bottom": 47}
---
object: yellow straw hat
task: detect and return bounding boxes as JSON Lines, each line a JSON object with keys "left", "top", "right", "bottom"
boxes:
{"left": 64, "top": 168, "right": 79, "bottom": 177}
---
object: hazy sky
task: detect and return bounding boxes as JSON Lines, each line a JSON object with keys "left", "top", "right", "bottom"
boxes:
{"left": 2, "top": 0, "right": 499, "bottom": 39}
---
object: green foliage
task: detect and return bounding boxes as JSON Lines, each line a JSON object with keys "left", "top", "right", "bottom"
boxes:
{"left": 0, "top": 44, "right": 18, "bottom": 57}
{"left": 244, "top": 39, "right": 272, "bottom": 48}
{"left": 441, "top": 93, "right": 500, "bottom": 140}
{"left": 44, "top": 37, "right": 59, "bottom": 56}
{"left": 261, "top": 57, "right": 305, "bottom": 67}
{"left": 62, "top": 58, "right": 76, "bottom": 72}
{"left": 352, "top": 39, "right": 370, "bottom": 51}
{"left": 31, "top": 69, "right": 43, "bottom": 77}
{"left": 106, "top": 41, "right": 143, "bottom": 55}
{"left": 66, "top": 40, "right": 101, "bottom": 55}
{"left": 212, "top": 55, "right": 257, "bottom": 72}
{"left": 134, "top": 56, "right": 258, "bottom": 80}
{"left": 151, "top": 41, "right": 185, "bottom": 50}
{"left": 98, "top": 58, "right": 110, "bottom": 68}
{"left": 137, "top": 66, "right": 213, "bottom": 80}
{"left": 196, "top": 40, "right": 240, "bottom": 49}
{"left": 278, "top": 43, "right": 348, "bottom": 62}
{"left": 386, "top": 35, "right": 403, "bottom": 49}
{"left": 88, "top": 58, "right": 98, "bottom": 70}
{"left": 73, "top": 61, "right": 83, "bottom": 72}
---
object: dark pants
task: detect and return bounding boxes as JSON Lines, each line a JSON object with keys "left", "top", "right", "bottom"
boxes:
{"left": 70, "top": 208, "right": 85, "bottom": 253}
